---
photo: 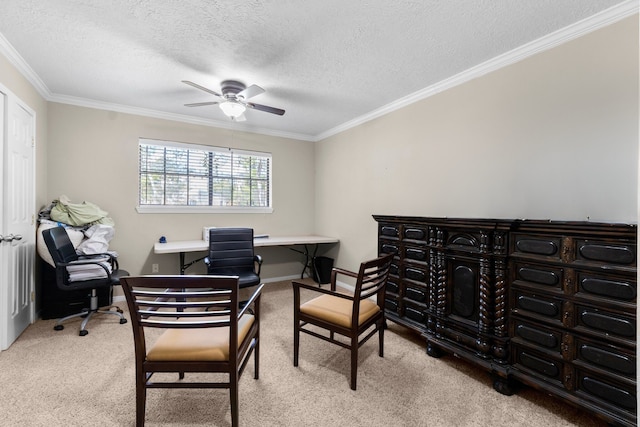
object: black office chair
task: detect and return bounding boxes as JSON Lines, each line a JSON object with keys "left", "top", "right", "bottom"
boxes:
{"left": 204, "top": 228, "right": 262, "bottom": 289}
{"left": 42, "top": 226, "right": 128, "bottom": 336}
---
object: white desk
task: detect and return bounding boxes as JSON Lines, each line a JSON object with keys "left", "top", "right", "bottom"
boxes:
{"left": 154, "top": 235, "right": 339, "bottom": 276}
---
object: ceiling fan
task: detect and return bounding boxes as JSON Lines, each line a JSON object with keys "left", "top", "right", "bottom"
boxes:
{"left": 182, "top": 80, "right": 285, "bottom": 122}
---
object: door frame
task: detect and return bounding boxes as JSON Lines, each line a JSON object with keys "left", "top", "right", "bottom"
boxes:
{"left": 0, "top": 82, "right": 36, "bottom": 350}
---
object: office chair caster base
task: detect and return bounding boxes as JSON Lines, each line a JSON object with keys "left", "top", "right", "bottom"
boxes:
{"left": 79, "top": 329, "right": 89, "bottom": 336}
{"left": 53, "top": 324, "right": 64, "bottom": 331}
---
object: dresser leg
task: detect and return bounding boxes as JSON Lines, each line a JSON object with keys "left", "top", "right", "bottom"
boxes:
{"left": 492, "top": 374, "right": 516, "bottom": 396}
{"left": 426, "top": 341, "right": 443, "bottom": 358}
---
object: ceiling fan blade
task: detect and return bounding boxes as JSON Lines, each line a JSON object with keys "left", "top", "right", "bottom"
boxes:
{"left": 184, "top": 101, "right": 220, "bottom": 107}
{"left": 237, "top": 84, "right": 265, "bottom": 100}
{"left": 247, "top": 102, "right": 285, "bottom": 116}
{"left": 182, "top": 80, "right": 222, "bottom": 97}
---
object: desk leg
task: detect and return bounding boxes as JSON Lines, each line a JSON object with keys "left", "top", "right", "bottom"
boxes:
{"left": 308, "top": 244, "right": 320, "bottom": 282}
{"left": 178, "top": 252, "right": 206, "bottom": 275}
{"left": 289, "top": 244, "right": 320, "bottom": 284}
{"left": 179, "top": 252, "right": 186, "bottom": 275}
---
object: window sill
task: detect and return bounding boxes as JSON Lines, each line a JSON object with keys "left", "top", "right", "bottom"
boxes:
{"left": 136, "top": 205, "right": 273, "bottom": 214}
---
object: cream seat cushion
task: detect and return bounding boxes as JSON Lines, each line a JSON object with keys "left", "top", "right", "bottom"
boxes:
{"left": 300, "top": 294, "right": 380, "bottom": 328}
{"left": 147, "top": 314, "right": 255, "bottom": 362}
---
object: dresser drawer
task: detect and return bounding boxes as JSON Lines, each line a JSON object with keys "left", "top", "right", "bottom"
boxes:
{"left": 379, "top": 224, "right": 399, "bottom": 238}
{"left": 389, "top": 262, "right": 399, "bottom": 277}
{"left": 403, "top": 226, "right": 427, "bottom": 242}
{"left": 380, "top": 242, "right": 399, "bottom": 255}
{"left": 401, "top": 300, "right": 427, "bottom": 324}
{"left": 575, "top": 369, "right": 637, "bottom": 413}
{"left": 511, "top": 233, "right": 563, "bottom": 261}
{"left": 576, "top": 270, "right": 636, "bottom": 304}
{"left": 512, "top": 262, "right": 563, "bottom": 293}
{"left": 511, "top": 344, "right": 564, "bottom": 387}
{"left": 385, "top": 297, "right": 398, "bottom": 313}
{"left": 404, "top": 245, "right": 428, "bottom": 262}
{"left": 404, "top": 286, "right": 427, "bottom": 304}
{"left": 575, "top": 336, "right": 636, "bottom": 380}
{"left": 511, "top": 289, "right": 563, "bottom": 325}
{"left": 386, "top": 277, "right": 400, "bottom": 295}
{"left": 511, "top": 319, "right": 562, "bottom": 354}
{"left": 575, "top": 304, "right": 636, "bottom": 343}
{"left": 403, "top": 264, "right": 427, "bottom": 284}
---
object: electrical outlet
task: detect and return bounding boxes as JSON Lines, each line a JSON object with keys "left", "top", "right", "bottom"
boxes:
{"left": 152, "top": 263, "right": 159, "bottom": 273}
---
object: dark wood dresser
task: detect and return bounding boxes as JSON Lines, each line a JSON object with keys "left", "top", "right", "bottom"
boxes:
{"left": 373, "top": 215, "right": 637, "bottom": 427}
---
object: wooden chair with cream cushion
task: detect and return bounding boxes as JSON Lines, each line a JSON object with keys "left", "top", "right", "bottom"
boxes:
{"left": 120, "top": 275, "right": 263, "bottom": 427}
{"left": 292, "top": 253, "right": 394, "bottom": 390}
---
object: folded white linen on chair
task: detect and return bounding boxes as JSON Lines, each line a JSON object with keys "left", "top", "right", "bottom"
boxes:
{"left": 66, "top": 258, "right": 112, "bottom": 282}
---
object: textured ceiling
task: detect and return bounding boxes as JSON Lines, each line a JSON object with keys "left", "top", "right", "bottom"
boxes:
{"left": 0, "top": 1, "right": 634, "bottom": 141}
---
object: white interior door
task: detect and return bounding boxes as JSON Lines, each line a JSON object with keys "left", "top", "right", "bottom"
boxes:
{"left": 0, "top": 90, "right": 35, "bottom": 351}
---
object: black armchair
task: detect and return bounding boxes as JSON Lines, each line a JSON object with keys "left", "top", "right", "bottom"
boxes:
{"left": 42, "top": 226, "right": 128, "bottom": 336}
{"left": 204, "top": 228, "right": 262, "bottom": 288}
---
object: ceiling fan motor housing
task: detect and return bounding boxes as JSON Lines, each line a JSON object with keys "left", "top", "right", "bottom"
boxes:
{"left": 221, "top": 80, "right": 246, "bottom": 98}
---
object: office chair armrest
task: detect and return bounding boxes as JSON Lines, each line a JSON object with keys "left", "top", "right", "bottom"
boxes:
{"left": 79, "top": 252, "right": 115, "bottom": 259}
{"left": 239, "top": 283, "right": 264, "bottom": 318}
{"left": 254, "top": 254, "right": 262, "bottom": 275}
{"left": 291, "top": 280, "right": 354, "bottom": 301}
{"left": 60, "top": 257, "right": 110, "bottom": 267}
{"left": 79, "top": 252, "right": 119, "bottom": 270}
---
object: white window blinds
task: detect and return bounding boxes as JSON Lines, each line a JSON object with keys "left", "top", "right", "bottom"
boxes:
{"left": 138, "top": 139, "right": 271, "bottom": 211}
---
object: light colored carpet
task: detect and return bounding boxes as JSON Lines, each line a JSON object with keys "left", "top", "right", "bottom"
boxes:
{"left": 0, "top": 279, "right": 606, "bottom": 426}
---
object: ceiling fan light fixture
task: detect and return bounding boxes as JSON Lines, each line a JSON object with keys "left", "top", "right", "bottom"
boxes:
{"left": 219, "top": 101, "right": 246, "bottom": 118}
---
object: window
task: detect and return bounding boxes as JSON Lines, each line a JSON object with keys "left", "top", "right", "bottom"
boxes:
{"left": 137, "top": 138, "right": 272, "bottom": 213}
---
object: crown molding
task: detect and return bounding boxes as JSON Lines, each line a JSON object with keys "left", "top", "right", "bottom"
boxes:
{"left": 314, "top": 0, "right": 639, "bottom": 142}
{"left": 49, "top": 93, "right": 315, "bottom": 141}
{"left": 0, "top": 33, "right": 51, "bottom": 98}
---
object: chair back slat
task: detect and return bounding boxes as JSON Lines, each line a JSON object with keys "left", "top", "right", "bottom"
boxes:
{"left": 140, "top": 317, "right": 232, "bottom": 328}
{"left": 135, "top": 299, "right": 232, "bottom": 310}
{"left": 121, "top": 275, "right": 241, "bottom": 347}
{"left": 132, "top": 289, "right": 232, "bottom": 298}
{"left": 356, "top": 254, "right": 394, "bottom": 301}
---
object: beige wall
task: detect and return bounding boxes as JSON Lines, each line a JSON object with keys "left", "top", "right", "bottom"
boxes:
{"left": 315, "top": 16, "right": 639, "bottom": 271}
{"left": 46, "top": 105, "right": 316, "bottom": 279}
